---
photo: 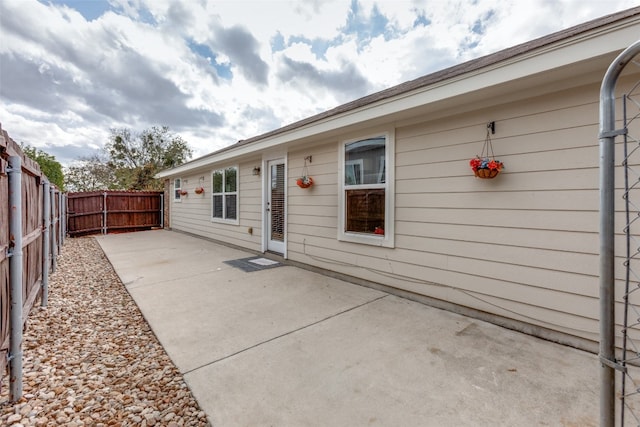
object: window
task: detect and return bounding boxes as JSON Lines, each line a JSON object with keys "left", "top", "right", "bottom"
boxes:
{"left": 212, "top": 166, "right": 238, "bottom": 222}
{"left": 174, "top": 178, "right": 182, "bottom": 202}
{"left": 338, "top": 131, "right": 394, "bottom": 247}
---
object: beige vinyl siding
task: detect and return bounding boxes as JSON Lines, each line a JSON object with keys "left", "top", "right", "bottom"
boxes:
{"left": 288, "top": 145, "right": 339, "bottom": 241}
{"left": 161, "top": 66, "right": 639, "bottom": 348}
{"left": 285, "top": 75, "right": 640, "bottom": 346}
{"left": 170, "top": 159, "right": 262, "bottom": 251}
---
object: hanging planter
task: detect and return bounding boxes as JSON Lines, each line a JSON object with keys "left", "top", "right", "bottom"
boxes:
{"left": 296, "top": 156, "right": 314, "bottom": 188}
{"left": 179, "top": 190, "right": 189, "bottom": 196}
{"left": 296, "top": 176, "right": 313, "bottom": 188}
{"left": 194, "top": 177, "right": 205, "bottom": 195}
{"left": 470, "top": 122, "right": 504, "bottom": 179}
{"left": 473, "top": 167, "right": 501, "bottom": 179}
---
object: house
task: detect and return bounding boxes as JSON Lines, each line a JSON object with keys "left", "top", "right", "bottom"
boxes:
{"left": 157, "top": 7, "right": 640, "bottom": 353}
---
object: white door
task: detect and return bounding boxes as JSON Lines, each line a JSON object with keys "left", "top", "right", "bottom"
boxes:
{"left": 267, "top": 159, "right": 285, "bottom": 254}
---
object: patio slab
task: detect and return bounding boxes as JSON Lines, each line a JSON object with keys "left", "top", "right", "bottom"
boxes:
{"left": 97, "top": 229, "right": 600, "bottom": 426}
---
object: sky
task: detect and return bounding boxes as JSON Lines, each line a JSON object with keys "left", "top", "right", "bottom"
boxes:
{"left": 1, "top": 0, "right": 639, "bottom": 167}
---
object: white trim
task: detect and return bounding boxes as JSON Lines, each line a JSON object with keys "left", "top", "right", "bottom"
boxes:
{"left": 262, "top": 155, "right": 287, "bottom": 258}
{"left": 338, "top": 129, "right": 395, "bottom": 248}
{"left": 173, "top": 178, "right": 182, "bottom": 203}
{"left": 377, "top": 155, "right": 385, "bottom": 184}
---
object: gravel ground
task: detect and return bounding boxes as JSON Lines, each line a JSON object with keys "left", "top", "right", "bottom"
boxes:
{"left": 0, "top": 237, "right": 212, "bottom": 427}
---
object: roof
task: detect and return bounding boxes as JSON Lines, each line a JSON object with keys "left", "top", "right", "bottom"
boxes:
{"left": 157, "top": 6, "right": 640, "bottom": 178}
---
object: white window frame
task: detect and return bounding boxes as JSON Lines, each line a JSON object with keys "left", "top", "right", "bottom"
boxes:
{"left": 338, "top": 130, "right": 394, "bottom": 248}
{"left": 211, "top": 166, "right": 239, "bottom": 225}
{"left": 173, "top": 178, "right": 182, "bottom": 202}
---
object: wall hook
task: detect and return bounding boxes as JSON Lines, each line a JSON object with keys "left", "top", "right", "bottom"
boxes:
{"left": 487, "top": 121, "right": 496, "bottom": 135}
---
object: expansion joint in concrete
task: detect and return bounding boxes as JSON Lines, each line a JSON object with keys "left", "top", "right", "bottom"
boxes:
{"left": 183, "top": 294, "right": 389, "bottom": 375}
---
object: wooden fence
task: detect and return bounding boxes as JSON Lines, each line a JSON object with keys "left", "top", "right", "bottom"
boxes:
{"left": 0, "top": 123, "right": 64, "bottom": 400}
{"left": 67, "top": 191, "right": 163, "bottom": 236}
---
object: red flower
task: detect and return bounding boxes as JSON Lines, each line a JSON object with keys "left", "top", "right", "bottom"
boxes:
{"left": 469, "top": 158, "right": 482, "bottom": 171}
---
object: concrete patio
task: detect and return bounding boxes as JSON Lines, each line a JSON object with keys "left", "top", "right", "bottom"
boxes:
{"left": 96, "top": 229, "right": 599, "bottom": 426}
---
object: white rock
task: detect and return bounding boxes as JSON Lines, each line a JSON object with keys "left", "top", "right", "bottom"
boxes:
{"left": 0, "top": 238, "right": 210, "bottom": 427}
{"left": 7, "top": 413, "right": 22, "bottom": 424}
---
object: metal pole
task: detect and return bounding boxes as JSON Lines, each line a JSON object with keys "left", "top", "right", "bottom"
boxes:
{"left": 41, "top": 181, "right": 50, "bottom": 307}
{"left": 61, "top": 193, "right": 66, "bottom": 245}
{"left": 58, "top": 191, "right": 63, "bottom": 249}
{"left": 8, "top": 156, "right": 23, "bottom": 401}
{"left": 599, "top": 39, "right": 640, "bottom": 427}
{"left": 50, "top": 186, "right": 57, "bottom": 273}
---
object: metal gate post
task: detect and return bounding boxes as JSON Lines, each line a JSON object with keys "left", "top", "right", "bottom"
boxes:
{"left": 61, "top": 193, "right": 66, "bottom": 244}
{"left": 599, "top": 39, "right": 640, "bottom": 427}
{"left": 50, "top": 186, "right": 57, "bottom": 273}
{"left": 58, "top": 191, "right": 62, "bottom": 248}
{"left": 7, "top": 156, "right": 23, "bottom": 402}
{"left": 42, "top": 180, "right": 50, "bottom": 307}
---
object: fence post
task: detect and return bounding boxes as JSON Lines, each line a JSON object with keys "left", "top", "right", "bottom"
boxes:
{"left": 103, "top": 191, "right": 108, "bottom": 234}
{"left": 8, "top": 155, "right": 23, "bottom": 402}
{"left": 160, "top": 193, "right": 164, "bottom": 229}
{"left": 598, "top": 38, "right": 640, "bottom": 427}
{"left": 50, "top": 186, "right": 57, "bottom": 273}
{"left": 61, "top": 193, "right": 66, "bottom": 245}
{"left": 42, "top": 180, "right": 50, "bottom": 308}
{"left": 58, "top": 191, "right": 63, "bottom": 249}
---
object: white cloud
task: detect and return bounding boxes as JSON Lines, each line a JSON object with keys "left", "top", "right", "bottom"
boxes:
{"left": 1, "top": 0, "right": 638, "bottom": 167}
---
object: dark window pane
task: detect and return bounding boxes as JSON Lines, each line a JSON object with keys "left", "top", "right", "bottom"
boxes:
{"left": 345, "top": 137, "right": 385, "bottom": 185}
{"left": 175, "top": 190, "right": 181, "bottom": 200}
{"left": 212, "top": 195, "right": 223, "bottom": 218}
{"left": 270, "top": 164, "right": 285, "bottom": 241}
{"left": 225, "top": 194, "right": 237, "bottom": 219}
{"left": 345, "top": 189, "right": 385, "bottom": 234}
{"left": 225, "top": 167, "right": 237, "bottom": 192}
{"left": 212, "top": 171, "right": 223, "bottom": 193}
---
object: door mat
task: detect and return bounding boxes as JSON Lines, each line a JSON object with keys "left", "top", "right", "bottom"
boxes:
{"left": 224, "top": 256, "right": 282, "bottom": 272}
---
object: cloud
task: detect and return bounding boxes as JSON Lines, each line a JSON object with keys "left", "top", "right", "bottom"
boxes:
{"left": 1, "top": 0, "right": 639, "bottom": 169}
{"left": 163, "top": 0, "right": 194, "bottom": 28}
{"left": 210, "top": 25, "right": 270, "bottom": 86}
{"left": 1, "top": 1, "right": 226, "bottom": 132}
{"left": 343, "top": 0, "right": 391, "bottom": 47}
{"left": 0, "top": 54, "right": 71, "bottom": 111}
{"left": 47, "top": 144, "right": 103, "bottom": 165}
{"left": 277, "top": 56, "right": 372, "bottom": 102}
